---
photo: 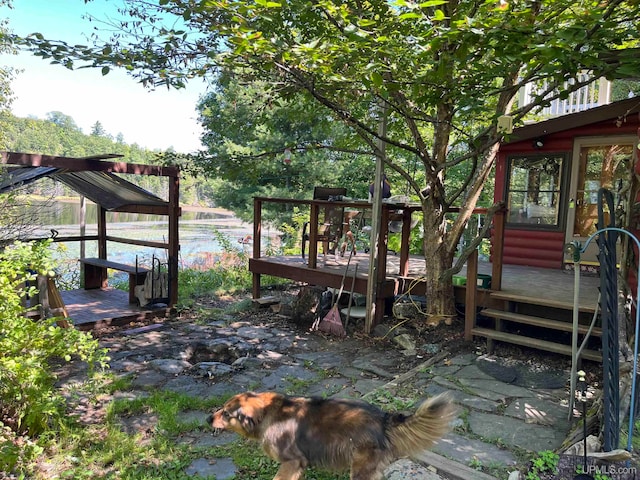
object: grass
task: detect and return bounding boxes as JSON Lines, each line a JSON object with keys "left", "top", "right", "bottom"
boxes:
{"left": 27, "top": 383, "right": 349, "bottom": 480}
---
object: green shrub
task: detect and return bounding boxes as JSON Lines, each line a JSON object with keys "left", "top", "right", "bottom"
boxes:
{"left": 526, "top": 450, "right": 559, "bottom": 480}
{"left": 0, "top": 240, "right": 107, "bottom": 472}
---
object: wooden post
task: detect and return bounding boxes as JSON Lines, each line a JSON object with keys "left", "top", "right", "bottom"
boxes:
{"left": 252, "top": 198, "right": 262, "bottom": 299}
{"left": 491, "top": 206, "right": 506, "bottom": 291}
{"left": 373, "top": 205, "right": 391, "bottom": 327}
{"left": 464, "top": 248, "right": 478, "bottom": 341}
{"left": 308, "top": 202, "right": 320, "bottom": 269}
{"left": 97, "top": 206, "right": 107, "bottom": 259}
{"left": 399, "top": 207, "right": 412, "bottom": 277}
{"left": 168, "top": 170, "right": 180, "bottom": 307}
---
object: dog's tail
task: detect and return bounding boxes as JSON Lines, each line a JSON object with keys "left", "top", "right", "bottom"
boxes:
{"left": 388, "top": 392, "right": 457, "bottom": 458}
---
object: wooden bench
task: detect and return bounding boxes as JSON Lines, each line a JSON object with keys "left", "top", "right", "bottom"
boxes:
{"left": 79, "top": 258, "right": 149, "bottom": 304}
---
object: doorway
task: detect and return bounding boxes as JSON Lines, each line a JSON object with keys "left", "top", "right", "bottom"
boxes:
{"left": 565, "top": 136, "right": 636, "bottom": 264}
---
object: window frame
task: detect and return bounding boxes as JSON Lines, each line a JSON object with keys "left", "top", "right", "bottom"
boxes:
{"left": 504, "top": 152, "right": 569, "bottom": 231}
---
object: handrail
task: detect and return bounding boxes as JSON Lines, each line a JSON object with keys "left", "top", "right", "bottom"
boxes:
{"left": 251, "top": 196, "right": 502, "bottom": 274}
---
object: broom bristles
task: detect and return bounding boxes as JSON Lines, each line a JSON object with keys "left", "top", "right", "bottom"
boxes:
{"left": 318, "top": 306, "right": 346, "bottom": 336}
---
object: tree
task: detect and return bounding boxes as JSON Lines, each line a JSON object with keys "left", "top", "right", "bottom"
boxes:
{"left": 0, "top": 12, "right": 17, "bottom": 146}
{"left": 45, "top": 111, "right": 81, "bottom": 132}
{"left": 10, "top": 0, "right": 640, "bottom": 321}
{"left": 195, "top": 74, "right": 373, "bottom": 221}
{"left": 90, "top": 120, "right": 108, "bottom": 137}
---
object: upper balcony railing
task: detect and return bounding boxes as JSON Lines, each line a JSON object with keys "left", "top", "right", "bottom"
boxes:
{"left": 519, "top": 75, "right": 612, "bottom": 118}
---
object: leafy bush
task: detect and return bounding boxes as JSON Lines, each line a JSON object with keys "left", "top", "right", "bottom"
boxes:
{"left": 526, "top": 450, "right": 559, "bottom": 480}
{"left": 0, "top": 240, "right": 107, "bottom": 472}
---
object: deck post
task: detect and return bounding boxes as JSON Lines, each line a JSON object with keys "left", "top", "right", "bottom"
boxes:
{"left": 491, "top": 206, "right": 506, "bottom": 291}
{"left": 373, "top": 205, "right": 391, "bottom": 327}
{"left": 308, "top": 202, "right": 320, "bottom": 269}
{"left": 252, "top": 198, "right": 262, "bottom": 299}
{"left": 398, "top": 207, "right": 412, "bottom": 277}
{"left": 464, "top": 248, "right": 479, "bottom": 341}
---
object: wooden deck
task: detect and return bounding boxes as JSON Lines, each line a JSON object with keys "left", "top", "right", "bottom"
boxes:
{"left": 59, "top": 288, "right": 171, "bottom": 330}
{"left": 250, "top": 252, "right": 600, "bottom": 311}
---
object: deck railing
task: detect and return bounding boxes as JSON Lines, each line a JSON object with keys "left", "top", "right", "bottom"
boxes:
{"left": 252, "top": 197, "right": 506, "bottom": 320}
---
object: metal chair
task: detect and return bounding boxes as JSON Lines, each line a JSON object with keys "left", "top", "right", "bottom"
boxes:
{"left": 301, "top": 187, "right": 347, "bottom": 259}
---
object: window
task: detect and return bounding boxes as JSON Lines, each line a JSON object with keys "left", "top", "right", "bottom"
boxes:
{"left": 506, "top": 154, "right": 566, "bottom": 228}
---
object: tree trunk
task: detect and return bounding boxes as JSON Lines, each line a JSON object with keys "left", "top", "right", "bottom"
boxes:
{"left": 421, "top": 209, "right": 456, "bottom": 323}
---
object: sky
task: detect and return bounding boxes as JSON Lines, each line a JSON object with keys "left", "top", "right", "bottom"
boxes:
{"left": 0, "top": 0, "right": 208, "bottom": 153}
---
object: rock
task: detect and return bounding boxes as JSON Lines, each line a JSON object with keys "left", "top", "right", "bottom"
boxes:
{"left": 149, "top": 359, "right": 192, "bottom": 375}
{"left": 194, "top": 362, "right": 234, "bottom": 378}
{"left": 372, "top": 323, "right": 393, "bottom": 338}
{"left": 185, "top": 457, "right": 236, "bottom": 479}
{"left": 393, "top": 333, "right": 416, "bottom": 351}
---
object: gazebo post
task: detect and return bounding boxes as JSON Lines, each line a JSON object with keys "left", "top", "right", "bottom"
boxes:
{"left": 168, "top": 170, "right": 180, "bottom": 307}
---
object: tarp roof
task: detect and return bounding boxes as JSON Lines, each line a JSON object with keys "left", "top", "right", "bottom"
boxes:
{"left": 0, "top": 159, "right": 169, "bottom": 212}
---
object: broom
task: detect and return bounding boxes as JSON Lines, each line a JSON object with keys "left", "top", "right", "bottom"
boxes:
{"left": 317, "top": 249, "right": 355, "bottom": 337}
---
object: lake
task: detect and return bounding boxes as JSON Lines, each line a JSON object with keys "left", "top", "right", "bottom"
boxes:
{"left": 27, "top": 200, "right": 269, "bottom": 269}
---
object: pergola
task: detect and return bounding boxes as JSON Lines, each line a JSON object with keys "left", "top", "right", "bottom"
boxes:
{"left": 0, "top": 152, "right": 181, "bottom": 307}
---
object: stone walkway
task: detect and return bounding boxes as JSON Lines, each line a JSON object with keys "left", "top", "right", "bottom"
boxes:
{"left": 60, "top": 306, "right": 585, "bottom": 480}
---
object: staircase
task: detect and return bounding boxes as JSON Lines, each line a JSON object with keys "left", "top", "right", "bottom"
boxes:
{"left": 472, "top": 291, "right": 602, "bottom": 362}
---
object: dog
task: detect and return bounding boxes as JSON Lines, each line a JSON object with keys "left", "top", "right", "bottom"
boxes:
{"left": 208, "top": 391, "right": 457, "bottom": 480}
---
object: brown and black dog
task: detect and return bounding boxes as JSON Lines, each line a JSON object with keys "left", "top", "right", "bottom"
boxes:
{"left": 208, "top": 390, "right": 457, "bottom": 480}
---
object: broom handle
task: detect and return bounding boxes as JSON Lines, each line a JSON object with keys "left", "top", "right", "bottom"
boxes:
{"left": 346, "top": 264, "right": 359, "bottom": 325}
{"left": 333, "top": 247, "right": 356, "bottom": 305}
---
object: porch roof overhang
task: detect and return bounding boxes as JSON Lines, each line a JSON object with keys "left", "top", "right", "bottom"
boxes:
{"left": 0, "top": 152, "right": 172, "bottom": 214}
{"left": 505, "top": 96, "right": 640, "bottom": 144}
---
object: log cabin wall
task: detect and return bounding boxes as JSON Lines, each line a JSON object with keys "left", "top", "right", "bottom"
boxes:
{"left": 495, "top": 99, "right": 640, "bottom": 270}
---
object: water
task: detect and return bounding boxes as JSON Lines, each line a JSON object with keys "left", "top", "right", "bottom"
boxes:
{"left": 28, "top": 200, "right": 261, "bottom": 269}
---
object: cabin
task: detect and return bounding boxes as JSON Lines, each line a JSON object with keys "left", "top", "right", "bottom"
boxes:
{"left": 495, "top": 96, "right": 640, "bottom": 271}
{"left": 467, "top": 97, "right": 640, "bottom": 360}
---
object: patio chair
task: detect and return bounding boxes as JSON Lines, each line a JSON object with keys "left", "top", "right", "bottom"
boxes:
{"left": 301, "top": 187, "right": 347, "bottom": 259}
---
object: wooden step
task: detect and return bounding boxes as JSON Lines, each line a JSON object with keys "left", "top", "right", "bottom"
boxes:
{"left": 471, "top": 327, "right": 602, "bottom": 362}
{"left": 480, "top": 309, "right": 602, "bottom": 337}
{"left": 489, "top": 291, "right": 597, "bottom": 313}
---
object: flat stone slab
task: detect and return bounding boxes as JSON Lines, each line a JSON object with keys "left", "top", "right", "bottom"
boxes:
{"left": 434, "top": 432, "right": 518, "bottom": 467}
{"left": 261, "top": 364, "right": 319, "bottom": 390}
{"left": 468, "top": 411, "right": 568, "bottom": 452}
{"left": 385, "top": 458, "right": 443, "bottom": 479}
{"left": 504, "top": 397, "right": 570, "bottom": 427}
{"left": 186, "top": 457, "right": 236, "bottom": 479}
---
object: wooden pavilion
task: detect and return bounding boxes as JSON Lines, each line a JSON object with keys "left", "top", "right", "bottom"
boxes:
{"left": 1, "top": 152, "right": 181, "bottom": 327}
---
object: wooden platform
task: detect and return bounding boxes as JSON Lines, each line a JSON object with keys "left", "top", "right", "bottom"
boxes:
{"left": 250, "top": 253, "right": 600, "bottom": 311}
{"left": 59, "top": 288, "right": 171, "bottom": 329}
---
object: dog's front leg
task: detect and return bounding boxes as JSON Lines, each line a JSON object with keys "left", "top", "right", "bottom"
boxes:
{"left": 273, "top": 460, "right": 305, "bottom": 480}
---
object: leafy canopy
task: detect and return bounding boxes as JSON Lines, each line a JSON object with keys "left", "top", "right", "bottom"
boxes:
{"left": 7, "top": 0, "right": 640, "bottom": 316}
{"left": 8, "top": 0, "right": 640, "bottom": 202}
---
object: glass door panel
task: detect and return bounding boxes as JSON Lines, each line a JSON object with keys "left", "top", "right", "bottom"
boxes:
{"left": 566, "top": 138, "right": 634, "bottom": 264}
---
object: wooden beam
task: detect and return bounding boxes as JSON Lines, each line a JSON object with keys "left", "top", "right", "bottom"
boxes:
{"left": 105, "top": 236, "right": 170, "bottom": 249}
{"left": 252, "top": 198, "right": 263, "bottom": 299}
{"left": 491, "top": 206, "right": 506, "bottom": 291}
{"left": 98, "top": 206, "right": 107, "bottom": 260}
{"left": 1, "top": 151, "right": 179, "bottom": 177}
